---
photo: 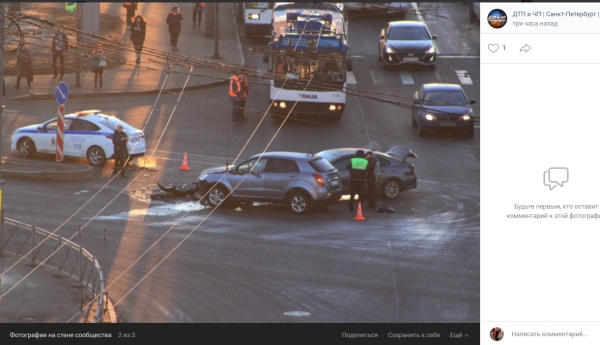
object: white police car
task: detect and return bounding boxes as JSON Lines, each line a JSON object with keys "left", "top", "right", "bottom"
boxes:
{"left": 11, "top": 110, "right": 146, "bottom": 167}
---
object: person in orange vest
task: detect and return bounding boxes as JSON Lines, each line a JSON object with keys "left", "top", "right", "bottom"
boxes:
{"left": 236, "top": 68, "right": 249, "bottom": 122}
{"left": 192, "top": 3, "right": 205, "bottom": 28}
{"left": 122, "top": 2, "right": 137, "bottom": 27}
{"left": 229, "top": 69, "right": 243, "bottom": 125}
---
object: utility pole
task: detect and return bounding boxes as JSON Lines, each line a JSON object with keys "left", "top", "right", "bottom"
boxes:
{"left": 212, "top": 2, "right": 220, "bottom": 59}
{"left": 75, "top": 3, "right": 82, "bottom": 87}
{"left": 0, "top": 3, "right": 5, "bottom": 180}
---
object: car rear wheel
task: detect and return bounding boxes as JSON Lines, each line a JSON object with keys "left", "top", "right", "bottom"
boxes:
{"left": 17, "top": 137, "right": 36, "bottom": 158}
{"left": 87, "top": 146, "right": 106, "bottom": 167}
{"left": 207, "top": 185, "right": 229, "bottom": 207}
{"left": 381, "top": 179, "right": 402, "bottom": 199}
{"left": 287, "top": 190, "right": 311, "bottom": 215}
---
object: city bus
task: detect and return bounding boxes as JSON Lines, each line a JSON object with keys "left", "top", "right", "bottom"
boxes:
{"left": 243, "top": 2, "right": 276, "bottom": 38}
{"left": 264, "top": 2, "right": 351, "bottom": 119}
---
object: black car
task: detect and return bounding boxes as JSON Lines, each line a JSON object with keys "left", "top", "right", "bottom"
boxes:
{"left": 411, "top": 83, "right": 476, "bottom": 137}
{"left": 378, "top": 20, "right": 437, "bottom": 69}
{"left": 316, "top": 146, "right": 417, "bottom": 199}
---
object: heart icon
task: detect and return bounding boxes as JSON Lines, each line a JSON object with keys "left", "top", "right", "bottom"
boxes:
{"left": 488, "top": 43, "right": 499, "bottom": 53}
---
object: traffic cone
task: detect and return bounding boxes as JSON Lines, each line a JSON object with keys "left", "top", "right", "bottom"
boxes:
{"left": 354, "top": 201, "right": 366, "bottom": 221}
{"left": 179, "top": 152, "right": 191, "bottom": 171}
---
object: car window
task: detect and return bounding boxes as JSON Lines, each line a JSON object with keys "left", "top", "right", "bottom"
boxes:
{"left": 378, "top": 156, "right": 391, "bottom": 167}
{"left": 331, "top": 157, "right": 351, "bottom": 171}
{"left": 69, "top": 119, "right": 101, "bottom": 131}
{"left": 423, "top": 90, "right": 468, "bottom": 106}
{"left": 237, "top": 158, "right": 267, "bottom": 174}
{"left": 265, "top": 158, "right": 299, "bottom": 173}
{"left": 309, "top": 157, "right": 337, "bottom": 173}
{"left": 388, "top": 26, "right": 430, "bottom": 40}
{"left": 44, "top": 120, "right": 58, "bottom": 131}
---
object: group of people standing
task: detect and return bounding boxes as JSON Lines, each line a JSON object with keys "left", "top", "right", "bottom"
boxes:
{"left": 347, "top": 150, "right": 380, "bottom": 213}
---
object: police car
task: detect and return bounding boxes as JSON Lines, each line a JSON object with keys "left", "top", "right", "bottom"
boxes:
{"left": 11, "top": 110, "right": 146, "bottom": 167}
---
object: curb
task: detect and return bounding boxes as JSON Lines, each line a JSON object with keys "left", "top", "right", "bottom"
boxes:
{"left": 1, "top": 164, "right": 95, "bottom": 181}
{"left": 8, "top": 80, "right": 229, "bottom": 102}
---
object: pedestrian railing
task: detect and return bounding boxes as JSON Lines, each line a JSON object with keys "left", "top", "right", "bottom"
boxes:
{"left": 0, "top": 215, "right": 107, "bottom": 323}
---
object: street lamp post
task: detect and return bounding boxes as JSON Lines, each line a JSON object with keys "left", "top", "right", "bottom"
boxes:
{"left": 212, "top": 3, "right": 220, "bottom": 59}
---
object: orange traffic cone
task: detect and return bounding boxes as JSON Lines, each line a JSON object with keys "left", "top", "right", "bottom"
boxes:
{"left": 354, "top": 201, "right": 366, "bottom": 221}
{"left": 179, "top": 152, "right": 191, "bottom": 171}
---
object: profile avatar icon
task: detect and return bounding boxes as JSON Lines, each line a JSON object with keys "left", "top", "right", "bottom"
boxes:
{"left": 487, "top": 9, "right": 507, "bottom": 29}
{"left": 490, "top": 327, "right": 504, "bottom": 341}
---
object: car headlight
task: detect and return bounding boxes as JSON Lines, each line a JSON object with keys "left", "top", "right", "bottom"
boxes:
{"left": 385, "top": 46, "right": 396, "bottom": 54}
{"left": 425, "top": 114, "right": 437, "bottom": 121}
{"left": 425, "top": 46, "right": 436, "bottom": 54}
{"left": 461, "top": 115, "right": 471, "bottom": 121}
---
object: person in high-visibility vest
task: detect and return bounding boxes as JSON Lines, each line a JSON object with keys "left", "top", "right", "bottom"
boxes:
{"left": 346, "top": 150, "right": 368, "bottom": 213}
{"left": 229, "top": 70, "right": 243, "bottom": 125}
{"left": 236, "top": 68, "right": 249, "bottom": 122}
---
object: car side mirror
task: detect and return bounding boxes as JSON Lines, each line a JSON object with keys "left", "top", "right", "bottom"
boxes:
{"left": 470, "top": 99, "right": 476, "bottom": 104}
{"left": 432, "top": 35, "right": 438, "bottom": 40}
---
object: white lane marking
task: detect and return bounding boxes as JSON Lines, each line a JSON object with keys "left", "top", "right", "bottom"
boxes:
{"left": 412, "top": 2, "right": 425, "bottom": 22}
{"left": 283, "top": 311, "right": 311, "bottom": 317}
{"left": 346, "top": 71, "right": 357, "bottom": 84}
{"left": 437, "top": 56, "right": 480, "bottom": 59}
{"left": 399, "top": 72, "right": 414, "bottom": 85}
{"left": 369, "top": 69, "right": 384, "bottom": 85}
{"left": 455, "top": 70, "right": 473, "bottom": 85}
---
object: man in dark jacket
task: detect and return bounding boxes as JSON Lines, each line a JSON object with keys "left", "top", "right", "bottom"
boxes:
{"left": 365, "top": 151, "right": 379, "bottom": 209}
{"left": 51, "top": 33, "right": 69, "bottom": 79}
{"left": 346, "top": 149, "right": 368, "bottom": 213}
{"left": 112, "top": 124, "right": 129, "bottom": 177}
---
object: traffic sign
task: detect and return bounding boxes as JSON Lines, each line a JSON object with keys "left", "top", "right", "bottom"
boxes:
{"left": 56, "top": 81, "right": 69, "bottom": 105}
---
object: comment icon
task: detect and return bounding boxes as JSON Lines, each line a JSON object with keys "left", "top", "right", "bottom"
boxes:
{"left": 543, "top": 167, "right": 569, "bottom": 191}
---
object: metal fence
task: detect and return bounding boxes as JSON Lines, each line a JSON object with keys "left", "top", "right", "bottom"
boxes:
{"left": 0, "top": 214, "right": 107, "bottom": 323}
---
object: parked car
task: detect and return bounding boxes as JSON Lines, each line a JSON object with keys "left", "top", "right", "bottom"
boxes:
{"left": 316, "top": 146, "right": 417, "bottom": 199}
{"left": 378, "top": 20, "right": 437, "bottom": 69}
{"left": 196, "top": 152, "right": 343, "bottom": 215}
{"left": 11, "top": 110, "right": 146, "bottom": 167}
{"left": 469, "top": 2, "right": 480, "bottom": 23}
{"left": 411, "top": 83, "right": 476, "bottom": 137}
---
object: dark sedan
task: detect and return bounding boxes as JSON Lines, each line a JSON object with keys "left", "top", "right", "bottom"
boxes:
{"left": 378, "top": 20, "right": 437, "bottom": 69}
{"left": 411, "top": 83, "right": 476, "bottom": 137}
{"left": 316, "top": 146, "right": 417, "bottom": 199}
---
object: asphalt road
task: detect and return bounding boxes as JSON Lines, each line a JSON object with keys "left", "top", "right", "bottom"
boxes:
{"left": 0, "top": 2, "right": 480, "bottom": 323}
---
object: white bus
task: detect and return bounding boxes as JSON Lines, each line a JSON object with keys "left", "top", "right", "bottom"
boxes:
{"left": 244, "top": 2, "right": 276, "bottom": 38}
{"left": 264, "top": 2, "right": 351, "bottom": 119}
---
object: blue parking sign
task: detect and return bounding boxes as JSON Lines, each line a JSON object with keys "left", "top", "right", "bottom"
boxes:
{"left": 56, "top": 82, "right": 69, "bottom": 105}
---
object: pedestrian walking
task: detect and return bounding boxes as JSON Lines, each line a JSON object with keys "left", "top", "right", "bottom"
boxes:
{"left": 122, "top": 2, "right": 137, "bottom": 27}
{"left": 112, "top": 124, "right": 129, "bottom": 177}
{"left": 51, "top": 32, "right": 69, "bottom": 79}
{"left": 237, "top": 68, "right": 249, "bottom": 121}
{"left": 229, "top": 69, "right": 244, "bottom": 125}
{"left": 192, "top": 2, "right": 205, "bottom": 27}
{"left": 166, "top": 5, "right": 183, "bottom": 51}
{"left": 91, "top": 44, "right": 107, "bottom": 89}
{"left": 14, "top": 46, "right": 33, "bottom": 89}
{"left": 364, "top": 151, "right": 379, "bottom": 209}
{"left": 129, "top": 14, "right": 147, "bottom": 64}
{"left": 346, "top": 150, "right": 368, "bottom": 213}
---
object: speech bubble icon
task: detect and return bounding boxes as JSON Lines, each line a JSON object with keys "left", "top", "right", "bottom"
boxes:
{"left": 548, "top": 167, "right": 569, "bottom": 187}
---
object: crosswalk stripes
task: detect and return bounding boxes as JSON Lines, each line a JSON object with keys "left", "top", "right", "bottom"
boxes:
{"left": 363, "top": 69, "right": 476, "bottom": 86}
{"left": 346, "top": 71, "right": 357, "bottom": 84}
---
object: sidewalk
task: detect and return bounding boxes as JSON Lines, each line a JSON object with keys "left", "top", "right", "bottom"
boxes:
{"left": 0, "top": 2, "right": 245, "bottom": 324}
{"left": 5, "top": 2, "right": 244, "bottom": 101}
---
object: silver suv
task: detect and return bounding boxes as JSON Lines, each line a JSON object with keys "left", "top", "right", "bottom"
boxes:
{"left": 197, "top": 152, "right": 343, "bottom": 214}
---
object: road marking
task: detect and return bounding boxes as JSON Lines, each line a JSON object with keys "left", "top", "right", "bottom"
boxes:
{"left": 346, "top": 71, "right": 357, "bottom": 84}
{"left": 412, "top": 2, "right": 425, "bottom": 23}
{"left": 438, "top": 56, "right": 480, "bottom": 59}
{"left": 455, "top": 70, "right": 473, "bottom": 85}
{"left": 369, "top": 69, "right": 384, "bottom": 85}
{"left": 399, "top": 72, "right": 414, "bottom": 85}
